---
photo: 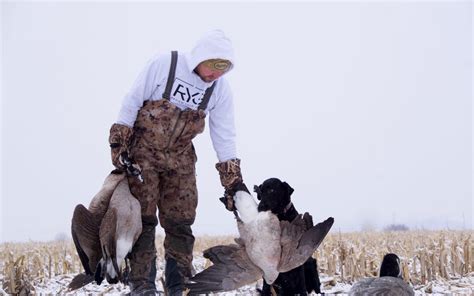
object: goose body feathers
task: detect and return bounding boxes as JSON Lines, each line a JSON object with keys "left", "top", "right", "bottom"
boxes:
{"left": 69, "top": 171, "right": 141, "bottom": 290}
{"left": 186, "top": 190, "right": 334, "bottom": 294}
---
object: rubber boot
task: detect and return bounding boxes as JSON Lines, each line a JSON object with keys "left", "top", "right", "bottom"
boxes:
{"left": 164, "top": 257, "right": 184, "bottom": 296}
{"left": 128, "top": 216, "right": 158, "bottom": 295}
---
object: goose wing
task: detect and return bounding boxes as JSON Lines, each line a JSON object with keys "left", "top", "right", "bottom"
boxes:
{"left": 278, "top": 215, "right": 334, "bottom": 273}
{"left": 69, "top": 204, "right": 101, "bottom": 290}
{"left": 68, "top": 273, "right": 94, "bottom": 291}
{"left": 88, "top": 170, "right": 125, "bottom": 217}
{"left": 186, "top": 240, "right": 263, "bottom": 294}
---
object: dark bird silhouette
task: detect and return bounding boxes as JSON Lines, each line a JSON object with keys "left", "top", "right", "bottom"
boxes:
{"left": 349, "top": 253, "right": 414, "bottom": 296}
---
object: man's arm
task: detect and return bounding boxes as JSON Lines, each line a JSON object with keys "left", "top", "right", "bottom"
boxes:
{"left": 116, "top": 54, "right": 168, "bottom": 127}
{"left": 209, "top": 79, "right": 249, "bottom": 210}
{"left": 109, "top": 54, "right": 168, "bottom": 170}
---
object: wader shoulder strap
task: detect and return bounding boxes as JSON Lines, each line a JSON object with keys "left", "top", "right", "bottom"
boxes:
{"left": 163, "top": 50, "right": 216, "bottom": 110}
{"left": 163, "top": 51, "right": 178, "bottom": 100}
{"left": 198, "top": 81, "right": 216, "bottom": 110}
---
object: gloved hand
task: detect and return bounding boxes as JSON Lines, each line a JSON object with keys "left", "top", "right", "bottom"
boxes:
{"left": 108, "top": 123, "right": 133, "bottom": 170}
{"left": 119, "top": 151, "right": 144, "bottom": 183}
{"left": 215, "top": 158, "right": 247, "bottom": 211}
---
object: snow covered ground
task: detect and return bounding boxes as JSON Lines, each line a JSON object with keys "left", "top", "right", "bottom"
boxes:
{"left": 2, "top": 233, "right": 473, "bottom": 295}
{"left": 25, "top": 256, "right": 474, "bottom": 295}
{"left": 25, "top": 273, "right": 474, "bottom": 295}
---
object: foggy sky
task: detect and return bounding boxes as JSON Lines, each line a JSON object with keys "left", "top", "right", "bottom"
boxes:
{"left": 1, "top": 1, "right": 472, "bottom": 242}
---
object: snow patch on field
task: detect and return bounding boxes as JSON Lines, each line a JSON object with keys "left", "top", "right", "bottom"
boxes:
{"left": 25, "top": 259, "right": 474, "bottom": 295}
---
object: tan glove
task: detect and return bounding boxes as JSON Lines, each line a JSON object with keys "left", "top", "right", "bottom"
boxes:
{"left": 215, "top": 159, "right": 249, "bottom": 211}
{"left": 108, "top": 123, "right": 133, "bottom": 170}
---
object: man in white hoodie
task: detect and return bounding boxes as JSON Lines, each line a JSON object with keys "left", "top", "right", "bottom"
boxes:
{"left": 108, "top": 30, "right": 247, "bottom": 295}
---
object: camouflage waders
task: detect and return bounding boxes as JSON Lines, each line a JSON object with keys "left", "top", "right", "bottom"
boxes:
{"left": 125, "top": 51, "right": 216, "bottom": 294}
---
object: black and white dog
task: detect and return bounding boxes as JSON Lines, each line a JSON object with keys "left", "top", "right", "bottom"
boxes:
{"left": 254, "top": 178, "right": 322, "bottom": 295}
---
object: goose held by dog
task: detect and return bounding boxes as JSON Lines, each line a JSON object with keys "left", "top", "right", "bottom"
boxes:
{"left": 186, "top": 189, "right": 334, "bottom": 294}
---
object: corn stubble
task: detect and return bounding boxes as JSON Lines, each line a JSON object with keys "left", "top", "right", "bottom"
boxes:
{"left": 0, "top": 231, "right": 472, "bottom": 294}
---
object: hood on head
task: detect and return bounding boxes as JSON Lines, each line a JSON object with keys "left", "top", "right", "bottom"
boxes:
{"left": 188, "top": 29, "right": 235, "bottom": 73}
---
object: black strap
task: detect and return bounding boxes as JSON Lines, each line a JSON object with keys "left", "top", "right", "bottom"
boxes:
{"left": 163, "top": 51, "right": 178, "bottom": 100}
{"left": 198, "top": 81, "right": 216, "bottom": 110}
{"left": 163, "top": 50, "right": 216, "bottom": 110}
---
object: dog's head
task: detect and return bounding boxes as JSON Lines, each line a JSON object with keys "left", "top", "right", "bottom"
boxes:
{"left": 254, "top": 178, "right": 294, "bottom": 214}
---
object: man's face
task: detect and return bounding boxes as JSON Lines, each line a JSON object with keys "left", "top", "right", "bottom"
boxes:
{"left": 195, "top": 59, "right": 231, "bottom": 82}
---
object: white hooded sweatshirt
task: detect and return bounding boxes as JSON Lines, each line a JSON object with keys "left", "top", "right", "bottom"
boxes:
{"left": 116, "top": 30, "right": 237, "bottom": 162}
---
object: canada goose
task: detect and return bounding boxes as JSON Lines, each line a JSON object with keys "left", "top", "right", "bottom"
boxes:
{"left": 186, "top": 190, "right": 334, "bottom": 294}
{"left": 349, "top": 253, "right": 414, "bottom": 296}
{"left": 69, "top": 170, "right": 142, "bottom": 290}
{"left": 95, "top": 176, "right": 142, "bottom": 284}
{"left": 69, "top": 171, "right": 125, "bottom": 290}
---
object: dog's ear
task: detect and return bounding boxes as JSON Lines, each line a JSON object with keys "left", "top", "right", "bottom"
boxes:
{"left": 283, "top": 182, "right": 294, "bottom": 196}
{"left": 253, "top": 185, "right": 262, "bottom": 200}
